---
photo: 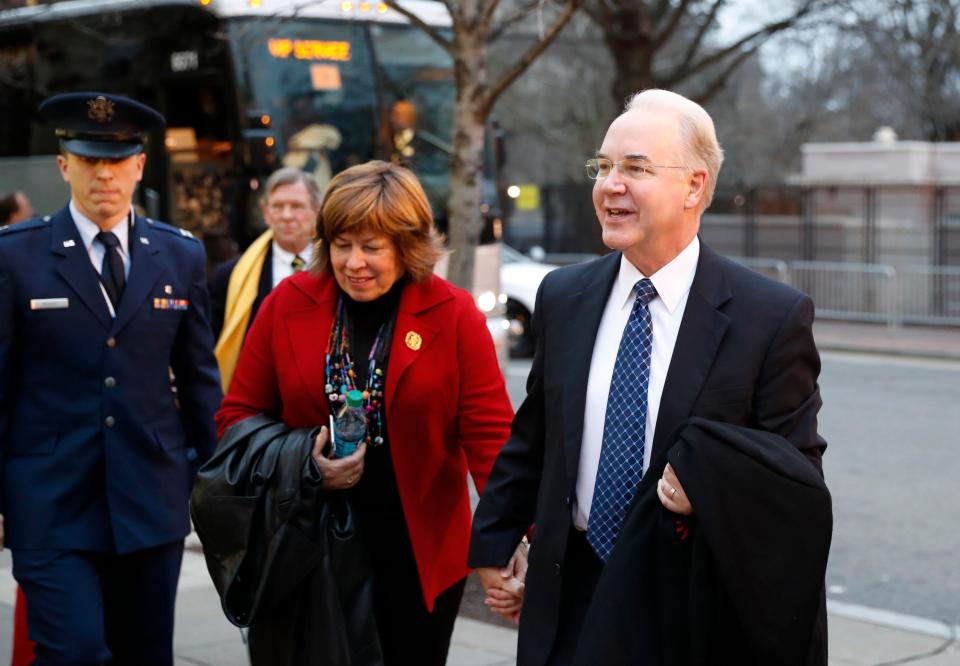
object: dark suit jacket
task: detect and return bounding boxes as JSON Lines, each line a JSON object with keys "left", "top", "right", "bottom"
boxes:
{"left": 0, "top": 207, "right": 222, "bottom": 553}
{"left": 208, "top": 245, "right": 273, "bottom": 339}
{"left": 468, "top": 241, "right": 826, "bottom": 666}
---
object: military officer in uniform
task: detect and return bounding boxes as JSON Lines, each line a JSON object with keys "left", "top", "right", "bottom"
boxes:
{"left": 0, "top": 92, "right": 222, "bottom": 665}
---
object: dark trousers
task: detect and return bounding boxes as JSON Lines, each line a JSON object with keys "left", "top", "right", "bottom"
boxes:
{"left": 360, "top": 510, "right": 465, "bottom": 666}
{"left": 545, "top": 529, "right": 605, "bottom": 666}
{"left": 12, "top": 541, "right": 184, "bottom": 666}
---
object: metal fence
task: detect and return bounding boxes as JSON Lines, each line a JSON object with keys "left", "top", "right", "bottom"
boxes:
{"left": 730, "top": 258, "right": 960, "bottom": 326}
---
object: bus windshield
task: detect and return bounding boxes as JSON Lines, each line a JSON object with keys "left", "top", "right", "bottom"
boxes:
{"left": 226, "top": 17, "right": 454, "bottom": 206}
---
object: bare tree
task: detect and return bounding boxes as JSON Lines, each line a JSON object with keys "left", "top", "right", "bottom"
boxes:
{"left": 384, "top": 0, "right": 583, "bottom": 289}
{"left": 585, "top": 0, "right": 824, "bottom": 107}
{"left": 842, "top": 0, "right": 960, "bottom": 140}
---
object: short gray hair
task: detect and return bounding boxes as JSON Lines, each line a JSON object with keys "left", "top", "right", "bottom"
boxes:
{"left": 263, "top": 167, "right": 322, "bottom": 208}
{"left": 625, "top": 89, "right": 723, "bottom": 211}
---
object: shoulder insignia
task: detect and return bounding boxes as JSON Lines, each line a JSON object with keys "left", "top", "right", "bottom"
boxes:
{"left": 145, "top": 219, "right": 200, "bottom": 243}
{"left": 0, "top": 217, "right": 50, "bottom": 237}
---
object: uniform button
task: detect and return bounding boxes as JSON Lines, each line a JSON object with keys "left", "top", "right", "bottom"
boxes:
{"left": 104, "top": 416, "right": 115, "bottom": 428}
{"left": 106, "top": 337, "right": 117, "bottom": 348}
{"left": 554, "top": 562, "right": 561, "bottom": 575}
{"left": 104, "top": 376, "right": 116, "bottom": 388}
{"left": 565, "top": 495, "right": 571, "bottom": 506}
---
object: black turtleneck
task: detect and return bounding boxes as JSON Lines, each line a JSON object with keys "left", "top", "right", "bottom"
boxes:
{"left": 340, "top": 277, "right": 405, "bottom": 516}
{"left": 343, "top": 278, "right": 405, "bottom": 388}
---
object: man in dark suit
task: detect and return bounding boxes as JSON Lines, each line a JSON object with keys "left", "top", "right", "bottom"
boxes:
{"left": 0, "top": 92, "right": 222, "bottom": 666}
{"left": 209, "top": 167, "right": 320, "bottom": 390}
{"left": 469, "top": 89, "right": 826, "bottom": 666}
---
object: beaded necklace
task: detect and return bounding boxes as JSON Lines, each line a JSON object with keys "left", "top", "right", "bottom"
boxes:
{"left": 324, "top": 294, "right": 397, "bottom": 447}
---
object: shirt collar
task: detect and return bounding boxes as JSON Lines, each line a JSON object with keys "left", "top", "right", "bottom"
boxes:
{"left": 615, "top": 236, "right": 700, "bottom": 314}
{"left": 70, "top": 200, "right": 132, "bottom": 255}
{"left": 272, "top": 240, "right": 313, "bottom": 265}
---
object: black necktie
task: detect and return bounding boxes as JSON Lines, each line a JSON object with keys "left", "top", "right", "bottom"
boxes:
{"left": 96, "top": 231, "right": 125, "bottom": 308}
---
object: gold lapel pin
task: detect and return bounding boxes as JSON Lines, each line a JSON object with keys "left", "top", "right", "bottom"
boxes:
{"left": 404, "top": 331, "right": 422, "bottom": 351}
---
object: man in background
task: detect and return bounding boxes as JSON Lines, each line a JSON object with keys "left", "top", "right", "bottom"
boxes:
{"left": 210, "top": 166, "right": 321, "bottom": 390}
{"left": 0, "top": 191, "right": 34, "bottom": 226}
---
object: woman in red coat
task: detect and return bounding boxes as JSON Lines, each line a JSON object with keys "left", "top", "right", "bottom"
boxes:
{"left": 216, "top": 161, "right": 515, "bottom": 664}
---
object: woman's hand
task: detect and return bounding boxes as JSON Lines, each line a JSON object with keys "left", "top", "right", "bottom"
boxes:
{"left": 311, "top": 426, "right": 367, "bottom": 490}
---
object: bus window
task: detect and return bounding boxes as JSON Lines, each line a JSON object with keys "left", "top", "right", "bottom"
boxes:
{"left": 227, "top": 19, "right": 378, "bottom": 194}
{"left": 369, "top": 23, "right": 454, "bottom": 212}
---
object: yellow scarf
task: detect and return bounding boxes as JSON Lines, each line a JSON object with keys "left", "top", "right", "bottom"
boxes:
{"left": 214, "top": 229, "right": 273, "bottom": 393}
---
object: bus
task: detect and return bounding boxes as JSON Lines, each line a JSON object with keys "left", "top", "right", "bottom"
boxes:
{"left": 0, "top": 0, "right": 510, "bottom": 361}
{"left": 0, "top": 0, "right": 461, "bottom": 235}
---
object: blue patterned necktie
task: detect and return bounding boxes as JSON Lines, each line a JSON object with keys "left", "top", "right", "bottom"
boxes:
{"left": 587, "top": 278, "right": 658, "bottom": 562}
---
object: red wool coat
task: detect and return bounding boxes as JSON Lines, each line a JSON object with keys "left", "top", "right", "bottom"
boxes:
{"left": 216, "top": 270, "right": 514, "bottom": 610}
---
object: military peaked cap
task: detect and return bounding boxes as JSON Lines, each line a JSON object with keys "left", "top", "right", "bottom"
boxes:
{"left": 39, "top": 92, "right": 165, "bottom": 159}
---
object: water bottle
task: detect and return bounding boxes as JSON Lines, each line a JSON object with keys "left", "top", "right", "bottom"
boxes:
{"left": 334, "top": 389, "right": 366, "bottom": 458}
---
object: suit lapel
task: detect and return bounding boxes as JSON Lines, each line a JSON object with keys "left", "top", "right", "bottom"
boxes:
{"left": 286, "top": 276, "right": 337, "bottom": 413}
{"left": 50, "top": 208, "right": 112, "bottom": 328}
{"left": 111, "top": 216, "right": 163, "bottom": 335}
{"left": 562, "top": 252, "right": 621, "bottom": 482}
{"left": 384, "top": 279, "right": 449, "bottom": 418}
{"left": 644, "top": 242, "right": 731, "bottom": 480}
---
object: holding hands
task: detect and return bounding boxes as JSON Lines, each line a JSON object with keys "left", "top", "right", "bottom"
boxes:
{"left": 475, "top": 539, "right": 529, "bottom": 624}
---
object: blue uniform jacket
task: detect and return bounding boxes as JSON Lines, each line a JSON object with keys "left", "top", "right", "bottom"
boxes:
{"left": 0, "top": 207, "right": 222, "bottom": 554}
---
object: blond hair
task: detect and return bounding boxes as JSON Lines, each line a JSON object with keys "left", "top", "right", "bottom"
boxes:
{"left": 626, "top": 89, "right": 724, "bottom": 210}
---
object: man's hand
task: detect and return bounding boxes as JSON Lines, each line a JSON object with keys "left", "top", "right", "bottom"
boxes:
{"left": 475, "top": 540, "right": 528, "bottom": 624}
{"left": 311, "top": 426, "right": 367, "bottom": 490}
{"left": 658, "top": 462, "right": 693, "bottom": 515}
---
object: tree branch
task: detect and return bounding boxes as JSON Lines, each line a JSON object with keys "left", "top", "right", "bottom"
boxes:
{"left": 489, "top": 0, "right": 546, "bottom": 42}
{"left": 672, "top": 0, "right": 727, "bottom": 74}
{"left": 691, "top": 43, "right": 760, "bottom": 104}
{"left": 669, "top": 2, "right": 816, "bottom": 86}
{"left": 481, "top": 0, "right": 505, "bottom": 28}
{"left": 482, "top": 0, "right": 584, "bottom": 116}
{"left": 652, "top": 0, "right": 698, "bottom": 51}
{"left": 382, "top": 0, "right": 454, "bottom": 53}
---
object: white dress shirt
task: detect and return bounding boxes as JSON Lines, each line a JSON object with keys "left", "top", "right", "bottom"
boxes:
{"left": 71, "top": 200, "right": 132, "bottom": 318}
{"left": 573, "top": 236, "right": 700, "bottom": 530}
{"left": 271, "top": 241, "right": 313, "bottom": 289}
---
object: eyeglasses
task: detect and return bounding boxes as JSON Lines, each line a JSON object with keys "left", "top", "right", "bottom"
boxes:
{"left": 585, "top": 157, "right": 688, "bottom": 181}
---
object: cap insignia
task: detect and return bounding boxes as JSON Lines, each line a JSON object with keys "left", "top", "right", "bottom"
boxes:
{"left": 87, "top": 96, "right": 115, "bottom": 124}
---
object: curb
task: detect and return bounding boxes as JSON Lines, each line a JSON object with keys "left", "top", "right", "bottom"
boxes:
{"left": 818, "top": 342, "right": 960, "bottom": 362}
{"left": 828, "top": 600, "right": 960, "bottom": 641}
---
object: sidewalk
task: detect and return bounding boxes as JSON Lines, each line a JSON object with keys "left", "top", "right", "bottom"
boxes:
{"left": 2, "top": 546, "right": 958, "bottom": 665}
{"left": 814, "top": 319, "right": 960, "bottom": 360}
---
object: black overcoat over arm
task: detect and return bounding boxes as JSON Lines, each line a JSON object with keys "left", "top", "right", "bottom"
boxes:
{"left": 190, "top": 414, "right": 383, "bottom": 666}
{"left": 574, "top": 418, "right": 832, "bottom": 666}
